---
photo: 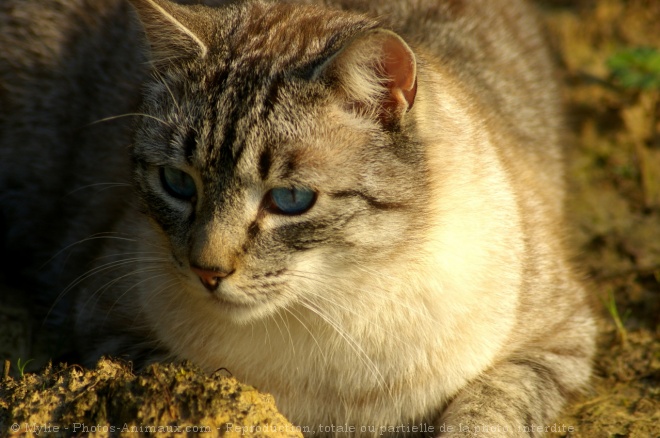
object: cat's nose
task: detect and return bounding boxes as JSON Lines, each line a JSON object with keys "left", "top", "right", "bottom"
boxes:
{"left": 190, "top": 265, "right": 234, "bottom": 292}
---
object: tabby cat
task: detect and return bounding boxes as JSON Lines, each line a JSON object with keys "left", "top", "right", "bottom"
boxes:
{"left": 0, "top": 0, "right": 596, "bottom": 435}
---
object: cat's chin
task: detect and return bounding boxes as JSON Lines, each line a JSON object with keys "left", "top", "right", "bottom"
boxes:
{"left": 204, "top": 290, "right": 289, "bottom": 325}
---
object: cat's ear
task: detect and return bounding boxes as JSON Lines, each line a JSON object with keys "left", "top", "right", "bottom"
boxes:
{"left": 317, "top": 29, "right": 417, "bottom": 126}
{"left": 128, "top": 0, "right": 210, "bottom": 64}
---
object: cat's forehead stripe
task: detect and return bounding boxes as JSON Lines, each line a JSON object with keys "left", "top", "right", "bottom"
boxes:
{"left": 258, "top": 149, "right": 271, "bottom": 181}
{"left": 196, "top": 66, "right": 308, "bottom": 183}
{"left": 201, "top": 78, "right": 251, "bottom": 178}
{"left": 259, "top": 75, "right": 283, "bottom": 120}
{"left": 183, "top": 130, "right": 197, "bottom": 164}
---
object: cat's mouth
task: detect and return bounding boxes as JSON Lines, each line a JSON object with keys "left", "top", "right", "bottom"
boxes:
{"left": 182, "top": 261, "right": 289, "bottom": 317}
{"left": 195, "top": 280, "right": 284, "bottom": 322}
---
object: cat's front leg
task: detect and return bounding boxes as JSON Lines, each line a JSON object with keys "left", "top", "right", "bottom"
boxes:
{"left": 435, "top": 352, "right": 590, "bottom": 437}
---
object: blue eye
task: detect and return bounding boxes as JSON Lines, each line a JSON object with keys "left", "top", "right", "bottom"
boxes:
{"left": 160, "top": 167, "right": 197, "bottom": 201}
{"left": 268, "top": 187, "right": 316, "bottom": 215}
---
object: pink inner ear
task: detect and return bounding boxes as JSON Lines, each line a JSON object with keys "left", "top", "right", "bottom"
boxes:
{"left": 380, "top": 35, "right": 417, "bottom": 116}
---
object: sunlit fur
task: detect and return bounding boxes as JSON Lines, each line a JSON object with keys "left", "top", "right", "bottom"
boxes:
{"left": 0, "top": 0, "right": 596, "bottom": 436}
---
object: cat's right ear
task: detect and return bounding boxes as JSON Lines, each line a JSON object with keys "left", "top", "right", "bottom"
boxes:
{"left": 128, "top": 0, "right": 210, "bottom": 64}
{"left": 314, "top": 29, "right": 417, "bottom": 127}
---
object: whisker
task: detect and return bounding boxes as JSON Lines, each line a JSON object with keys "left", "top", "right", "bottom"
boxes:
{"left": 153, "top": 69, "right": 182, "bottom": 114}
{"left": 285, "top": 270, "right": 426, "bottom": 341}
{"left": 83, "top": 266, "right": 166, "bottom": 316}
{"left": 94, "top": 251, "right": 167, "bottom": 260}
{"left": 130, "top": 276, "right": 185, "bottom": 331}
{"left": 65, "top": 182, "right": 132, "bottom": 197}
{"left": 105, "top": 272, "right": 175, "bottom": 323}
{"left": 87, "top": 113, "right": 171, "bottom": 127}
{"left": 47, "top": 256, "right": 168, "bottom": 318}
{"left": 42, "top": 231, "right": 171, "bottom": 270}
{"left": 281, "top": 306, "right": 328, "bottom": 365}
{"left": 261, "top": 317, "right": 273, "bottom": 347}
{"left": 287, "top": 268, "right": 430, "bottom": 318}
{"left": 299, "top": 298, "right": 387, "bottom": 391}
{"left": 268, "top": 312, "right": 290, "bottom": 352}
{"left": 302, "top": 287, "right": 408, "bottom": 346}
{"left": 41, "top": 233, "right": 139, "bottom": 269}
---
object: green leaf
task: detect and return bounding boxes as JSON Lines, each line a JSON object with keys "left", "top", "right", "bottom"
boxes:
{"left": 607, "top": 47, "right": 660, "bottom": 90}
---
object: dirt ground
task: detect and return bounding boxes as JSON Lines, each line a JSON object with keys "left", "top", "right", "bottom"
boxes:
{"left": 1, "top": 0, "right": 659, "bottom": 436}
{"left": 539, "top": 0, "right": 660, "bottom": 436}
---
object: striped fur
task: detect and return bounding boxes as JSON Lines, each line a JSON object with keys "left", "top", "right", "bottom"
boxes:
{"left": 0, "top": 0, "right": 596, "bottom": 436}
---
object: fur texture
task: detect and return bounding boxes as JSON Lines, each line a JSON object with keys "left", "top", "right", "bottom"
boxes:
{"left": 0, "top": 0, "right": 596, "bottom": 436}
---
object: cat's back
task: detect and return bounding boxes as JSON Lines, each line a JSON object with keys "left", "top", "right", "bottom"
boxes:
{"left": 0, "top": 0, "right": 141, "bottom": 110}
{"left": 0, "top": 0, "right": 144, "bottom": 280}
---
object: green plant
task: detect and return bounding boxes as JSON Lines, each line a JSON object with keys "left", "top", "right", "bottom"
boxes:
{"left": 16, "top": 358, "right": 34, "bottom": 378}
{"left": 607, "top": 47, "right": 660, "bottom": 209}
{"left": 602, "top": 288, "right": 629, "bottom": 346}
{"left": 607, "top": 47, "right": 660, "bottom": 90}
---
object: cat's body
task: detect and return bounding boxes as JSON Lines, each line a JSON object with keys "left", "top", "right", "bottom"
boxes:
{"left": 0, "top": 0, "right": 596, "bottom": 435}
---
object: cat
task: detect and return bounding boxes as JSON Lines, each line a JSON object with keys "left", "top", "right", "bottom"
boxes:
{"left": 0, "top": 0, "right": 596, "bottom": 436}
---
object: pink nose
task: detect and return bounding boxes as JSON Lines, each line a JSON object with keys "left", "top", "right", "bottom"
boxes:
{"left": 191, "top": 265, "right": 233, "bottom": 291}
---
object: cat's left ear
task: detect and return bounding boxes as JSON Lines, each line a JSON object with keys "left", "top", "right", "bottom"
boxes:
{"left": 316, "top": 29, "right": 417, "bottom": 126}
{"left": 129, "top": 0, "right": 210, "bottom": 65}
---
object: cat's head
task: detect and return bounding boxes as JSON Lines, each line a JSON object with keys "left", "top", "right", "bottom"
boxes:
{"left": 128, "top": 0, "right": 430, "bottom": 323}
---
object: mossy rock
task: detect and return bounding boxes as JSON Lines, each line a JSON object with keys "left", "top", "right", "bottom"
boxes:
{"left": 0, "top": 358, "right": 302, "bottom": 437}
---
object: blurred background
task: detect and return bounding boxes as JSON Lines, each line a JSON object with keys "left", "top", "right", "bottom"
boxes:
{"left": 537, "top": 0, "right": 659, "bottom": 435}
